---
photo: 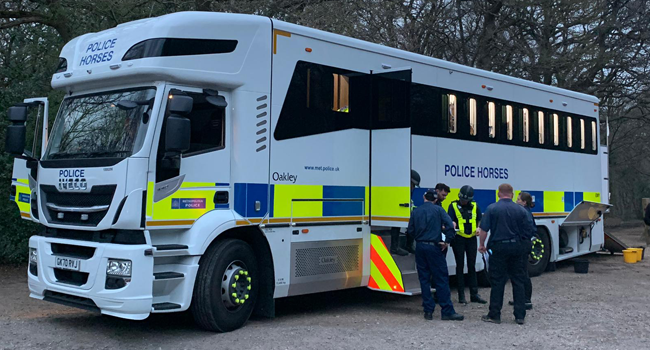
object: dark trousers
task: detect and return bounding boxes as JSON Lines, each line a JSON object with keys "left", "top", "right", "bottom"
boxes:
{"left": 487, "top": 241, "right": 526, "bottom": 320}
{"left": 416, "top": 243, "right": 455, "bottom": 316}
{"left": 521, "top": 240, "right": 533, "bottom": 303}
{"left": 390, "top": 227, "right": 414, "bottom": 251}
{"left": 451, "top": 235, "right": 479, "bottom": 297}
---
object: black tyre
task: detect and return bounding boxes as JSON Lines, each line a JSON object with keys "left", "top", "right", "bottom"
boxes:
{"left": 528, "top": 227, "right": 551, "bottom": 277}
{"left": 191, "top": 239, "right": 259, "bottom": 332}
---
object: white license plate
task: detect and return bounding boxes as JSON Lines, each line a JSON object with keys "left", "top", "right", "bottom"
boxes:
{"left": 55, "top": 257, "right": 81, "bottom": 271}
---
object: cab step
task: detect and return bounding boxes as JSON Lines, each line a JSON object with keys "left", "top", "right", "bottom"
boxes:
{"left": 154, "top": 272, "right": 185, "bottom": 280}
{"left": 152, "top": 302, "right": 181, "bottom": 311}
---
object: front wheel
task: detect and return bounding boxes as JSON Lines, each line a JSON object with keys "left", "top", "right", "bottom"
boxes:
{"left": 527, "top": 227, "right": 551, "bottom": 277}
{"left": 191, "top": 239, "right": 259, "bottom": 332}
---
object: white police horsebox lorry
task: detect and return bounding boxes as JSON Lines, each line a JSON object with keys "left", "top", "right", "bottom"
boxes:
{"left": 6, "top": 12, "right": 610, "bottom": 332}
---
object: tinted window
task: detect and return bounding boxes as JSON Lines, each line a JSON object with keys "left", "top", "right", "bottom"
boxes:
{"left": 274, "top": 61, "right": 366, "bottom": 140}
{"left": 183, "top": 92, "right": 225, "bottom": 156}
{"left": 123, "top": 38, "right": 237, "bottom": 61}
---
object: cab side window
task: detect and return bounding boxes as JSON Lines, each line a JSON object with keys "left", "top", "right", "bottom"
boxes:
{"left": 183, "top": 93, "right": 226, "bottom": 156}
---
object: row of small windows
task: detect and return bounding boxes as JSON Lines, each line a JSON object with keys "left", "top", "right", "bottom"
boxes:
{"left": 274, "top": 61, "right": 598, "bottom": 155}
{"left": 443, "top": 92, "right": 597, "bottom": 151}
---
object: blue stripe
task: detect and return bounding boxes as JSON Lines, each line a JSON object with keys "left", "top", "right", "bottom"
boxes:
{"left": 9, "top": 195, "right": 15, "bottom": 201}
{"left": 269, "top": 184, "right": 275, "bottom": 218}
{"left": 473, "top": 189, "right": 496, "bottom": 213}
{"left": 575, "top": 192, "right": 584, "bottom": 205}
{"left": 245, "top": 183, "right": 268, "bottom": 218}
{"left": 412, "top": 188, "right": 427, "bottom": 208}
{"left": 322, "top": 186, "right": 365, "bottom": 216}
{"left": 215, "top": 183, "right": 229, "bottom": 187}
{"left": 215, "top": 204, "right": 230, "bottom": 209}
{"left": 234, "top": 183, "right": 247, "bottom": 217}
{"left": 524, "top": 190, "right": 544, "bottom": 213}
{"left": 11, "top": 178, "right": 17, "bottom": 181}
{"left": 564, "top": 192, "right": 574, "bottom": 212}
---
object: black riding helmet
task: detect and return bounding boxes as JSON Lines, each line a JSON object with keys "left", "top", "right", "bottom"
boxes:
{"left": 411, "top": 169, "right": 421, "bottom": 188}
{"left": 459, "top": 185, "right": 474, "bottom": 201}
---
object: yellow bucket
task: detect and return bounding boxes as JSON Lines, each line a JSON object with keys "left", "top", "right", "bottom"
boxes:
{"left": 623, "top": 250, "right": 637, "bottom": 264}
{"left": 629, "top": 248, "right": 643, "bottom": 262}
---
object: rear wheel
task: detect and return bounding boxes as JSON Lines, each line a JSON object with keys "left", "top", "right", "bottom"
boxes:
{"left": 528, "top": 227, "right": 550, "bottom": 277}
{"left": 191, "top": 239, "right": 259, "bottom": 332}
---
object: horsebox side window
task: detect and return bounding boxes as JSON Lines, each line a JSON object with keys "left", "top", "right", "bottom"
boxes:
{"left": 274, "top": 61, "right": 362, "bottom": 140}
{"left": 567, "top": 116, "right": 573, "bottom": 148}
{"left": 488, "top": 102, "right": 496, "bottom": 138}
{"left": 469, "top": 98, "right": 477, "bottom": 136}
{"left": 522, "top": 108, "right": 530, "bottom": 142}
{"left": 447, "top": 94, "right": 457, "bottom": 134}
{"left": 591, "top": 120, "right": 597, "bottom": 151}
{"left": 552, "top": 113, "right": 559, "bottom": 146}
{"left": 538, "top": 111, "right": 545, "bottom": 144}
{"left": 505, "top": 105, "right": 513, "bottom": 140}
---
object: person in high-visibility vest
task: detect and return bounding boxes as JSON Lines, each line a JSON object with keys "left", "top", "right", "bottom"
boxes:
{"left": 447, "top": 185, "right": 487, "bottom": 305}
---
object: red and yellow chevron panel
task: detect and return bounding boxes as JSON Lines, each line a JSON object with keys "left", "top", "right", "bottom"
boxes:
{"left": 369, "top": 234, "right": 404, "bottom": 293}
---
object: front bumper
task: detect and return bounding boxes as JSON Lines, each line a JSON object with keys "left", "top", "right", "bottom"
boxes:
{"left": 28, "top": 235, "right": 153, "bottom": 320}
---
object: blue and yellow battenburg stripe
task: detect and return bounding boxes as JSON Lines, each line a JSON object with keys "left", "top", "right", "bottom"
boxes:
{"left": 145, "top": 181, "right": 602, "bottom": 226}
{"left": 412, "top": 187, "right": 601, "bottom": 216}
{"left": 10, "top": 178, "right": 31, "bottom": 218}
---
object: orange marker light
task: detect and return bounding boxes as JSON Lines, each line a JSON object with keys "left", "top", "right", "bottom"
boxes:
{"left": 549, "top": 99, "right": 553, "bottom": 103}
{"left": 302, "top": 229, "right": 309, "bottom": 234}
{"left": 305, "top": 48, "right": 312, "bottom": 53}
{"left": 481, "top": 85, "right": 486, "bottom": 89}
{"left": 551, "top": 220, "right": 555, "bottom": 224}
{"left": 594, "top": 109, "right": 597, "bottom": 112}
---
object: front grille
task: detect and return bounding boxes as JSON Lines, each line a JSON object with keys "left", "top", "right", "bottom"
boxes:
{"left": 43, "top": 290, "right": 99, "bottom": 312}
{"left": 54, "top": 269, "right": 89, "bottom": 286}
{"left": 43, "top": 228, "right": 146, "bottom": 245}
{"left": 41, "top": 185, "right": 116, "bottom": 226}
{"left": 51, "top": 243, "right": 96, "bottom": 259}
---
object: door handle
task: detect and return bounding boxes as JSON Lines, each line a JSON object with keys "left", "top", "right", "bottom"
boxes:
{"left": 399, "top": 203, "right": 410, "bottom": 207}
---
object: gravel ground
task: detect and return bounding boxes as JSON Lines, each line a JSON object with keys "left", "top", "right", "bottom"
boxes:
{"left": 1, "top": 226, "right": 649, "bottom": 350}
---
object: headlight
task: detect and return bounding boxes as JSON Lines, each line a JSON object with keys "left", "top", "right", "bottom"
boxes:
{"left": 29, "top": 248, "right": 38, "bottom": 264}
{"left": 106, "top": 259, "right": 132, "bottom": 277}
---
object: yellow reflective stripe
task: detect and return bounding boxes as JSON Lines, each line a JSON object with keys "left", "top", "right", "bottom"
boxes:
{"left": 147, "top": 182, "right": 154, "bottom": 217}
{"left": 370, "top": 186, "right": 409, "bottom": 218}
{"left": 273, "top": 184, "right": 323, "bottom": 218}
{"left": 371, "top": 235, "right": 404, "bottom": 288}
{"left": 180, "top": 182, "right": 215, "bottom": 188}
{"left": 583, "top": 192, "right": 601, "bottom": 203}
{"left": 441, "top": 188, "right": 460, "bottom": 210}
{"left": 544, "top": 191, "right": 564, "bottom": 212}
{"left": 152, "top": 188, "right": 216, "bottom": 220}
{"left": 273, "top": 29, "right": 291, "bottom": 54}
{"left": 147, "top": 220, "right": 195, "bottom": 227}
{"left": 370, "top": 261, "right": 392, "bottom": 291}
{"left": 14, "top": 182, "right": 31, "bottom": 213}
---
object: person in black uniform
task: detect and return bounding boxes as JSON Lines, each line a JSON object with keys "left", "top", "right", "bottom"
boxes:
{"left": 407, "top": 189, "right": 464, "bottom": 321}
{"left": 478, "top": 184, "right": 535, "bottom": 325}
{"left": 448, "top": 185, "right": 487, "bottom": 305}
{"left": 508, "top": 191, "right": 535, "bottom": 309}
{"left": 389, "top": 170, "right": 421, "bottom": 256}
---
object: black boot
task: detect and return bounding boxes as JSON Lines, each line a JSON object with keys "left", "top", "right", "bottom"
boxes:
{"left": 405, "top": 235, "right": 416, "bottom": 254}
{"left": 458, "top": 292, "right": 468, "bottom": 305}
{"left": 390, "top": 229, "right": 408, "bottom": 256}
{"left": 470, "top": 294, "right": 487, "bottom": 304}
